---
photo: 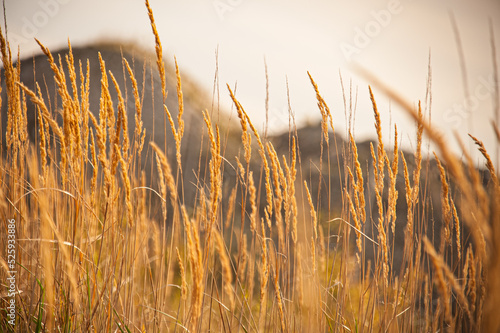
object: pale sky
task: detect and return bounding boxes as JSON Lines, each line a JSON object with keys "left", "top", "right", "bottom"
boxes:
{"left": 3, "top": 0, "right": 500, "bottom": 165}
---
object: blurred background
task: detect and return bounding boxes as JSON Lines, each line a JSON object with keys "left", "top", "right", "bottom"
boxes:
{"left": 3, "top": 0, "right": 500, "bottom": 165}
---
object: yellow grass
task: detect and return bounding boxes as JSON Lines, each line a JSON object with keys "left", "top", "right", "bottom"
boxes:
{"left": 1, "top": 2, "right": 499, "bottom": 332}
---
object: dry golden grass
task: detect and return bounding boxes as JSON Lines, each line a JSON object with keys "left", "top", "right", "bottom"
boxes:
{"left": 1, "top": 2, "right": 499, "bottom": 332}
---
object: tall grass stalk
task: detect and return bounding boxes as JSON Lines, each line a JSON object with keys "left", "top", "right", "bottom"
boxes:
{"left": 0, "top": 2, "right": 499, "bottom": 332}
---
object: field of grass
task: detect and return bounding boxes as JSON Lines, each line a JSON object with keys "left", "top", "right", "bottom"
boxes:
{"left": 1, "top": 1, "right": 500, "bottom": 332}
